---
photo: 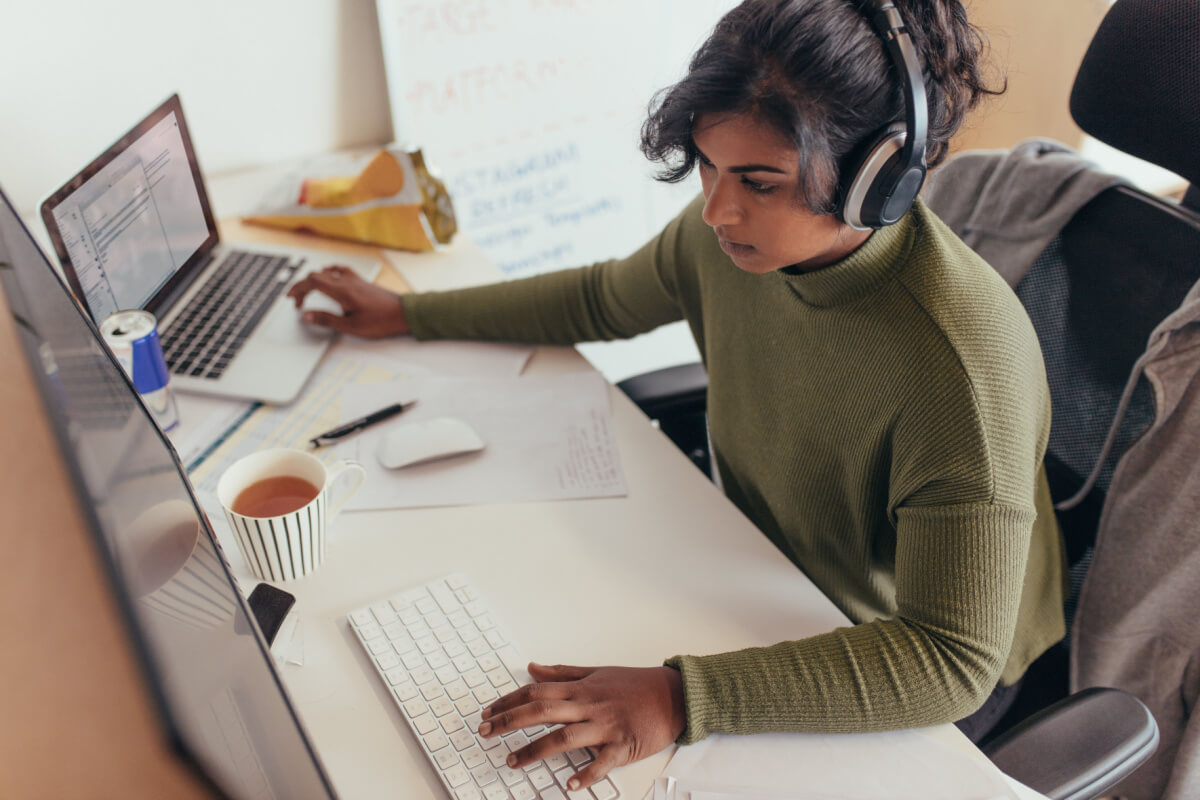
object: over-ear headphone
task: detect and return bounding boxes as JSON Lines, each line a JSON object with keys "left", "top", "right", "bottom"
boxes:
{"left": 838, "top": 0, "right": 929, "bottom": 230}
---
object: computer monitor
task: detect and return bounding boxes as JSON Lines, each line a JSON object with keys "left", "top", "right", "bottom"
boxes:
{"left": 0, "top": 185, "right": 335, "bottom": 798}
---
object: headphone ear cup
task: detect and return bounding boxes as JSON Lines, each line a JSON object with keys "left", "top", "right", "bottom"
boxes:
{"left": 840, "top": 125, "right": 925, "bottom": 230}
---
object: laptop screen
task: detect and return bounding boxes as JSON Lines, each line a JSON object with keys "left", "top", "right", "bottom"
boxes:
{"left": 0, "top": 186, "right": 334, "bottom": 798}
{"left": 40, "top": 94, "right": 219, "bottom": 322}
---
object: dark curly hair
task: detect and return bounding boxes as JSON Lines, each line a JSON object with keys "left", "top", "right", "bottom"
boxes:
{"left": 640, "top": 0, "right": 1003, "bottom": 214}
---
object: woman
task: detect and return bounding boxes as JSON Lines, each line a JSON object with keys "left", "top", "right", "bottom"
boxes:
{"left": 289, "top": 0, "right": 1066, "bottom": 790}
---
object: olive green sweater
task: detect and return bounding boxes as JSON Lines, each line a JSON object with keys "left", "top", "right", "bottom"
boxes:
{"left": 402, "top": 196, "right": 1065, "bottom": 742}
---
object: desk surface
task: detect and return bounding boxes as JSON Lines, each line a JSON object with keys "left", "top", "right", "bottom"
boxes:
{"left": 176, "top": 221, "right": 1040, "bottom": 800}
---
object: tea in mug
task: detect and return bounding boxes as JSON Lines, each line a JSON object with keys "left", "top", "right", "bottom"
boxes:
{"left": 232, "top": 476, "right": 320, "bottom": 518}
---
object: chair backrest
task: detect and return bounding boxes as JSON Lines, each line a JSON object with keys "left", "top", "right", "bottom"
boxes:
{"left": 922, "top": 0, "right": 1200, "bottom": 768}
{"left": 1035, "top": 0, "right": 1200, "bottom": 618}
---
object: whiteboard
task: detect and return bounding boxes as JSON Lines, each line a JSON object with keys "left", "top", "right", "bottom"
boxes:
{"left": 376, "top": 0, "right": 738, "bottom": 281}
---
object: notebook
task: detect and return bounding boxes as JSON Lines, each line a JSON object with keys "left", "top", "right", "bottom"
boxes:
{"left": 39, "top": 93, "right": 380, "bottom": 405}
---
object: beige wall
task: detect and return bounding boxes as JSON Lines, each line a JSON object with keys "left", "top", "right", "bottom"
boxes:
{"left": 952, "top": 0, "right": 1111, "bottom": 154}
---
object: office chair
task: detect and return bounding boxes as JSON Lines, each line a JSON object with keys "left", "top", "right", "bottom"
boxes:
{"left": 618, "top": 1, "right": 1200, "bottom": 796}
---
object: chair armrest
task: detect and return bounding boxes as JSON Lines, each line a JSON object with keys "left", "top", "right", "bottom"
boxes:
{"left": 615, "top": 362, "right": 708, "bottom": 419}
{"left": 982, "top": 687, "right": 1159, "bottom": 800}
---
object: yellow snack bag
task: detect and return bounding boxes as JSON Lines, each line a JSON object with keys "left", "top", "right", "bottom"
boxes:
{"left": 244, "top": 148, "right": 456, "bottom": 252}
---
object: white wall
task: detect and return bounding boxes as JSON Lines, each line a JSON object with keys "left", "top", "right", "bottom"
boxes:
{"left": 0, "top": 0, "right": 710, "bottom": 382}
{"left": 0, "top": 0, "right": 392, "bottom": 218}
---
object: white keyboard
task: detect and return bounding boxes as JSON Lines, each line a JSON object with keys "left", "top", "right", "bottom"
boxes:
{"left": 348, "top": 574, "right": 621, "bottom": 800}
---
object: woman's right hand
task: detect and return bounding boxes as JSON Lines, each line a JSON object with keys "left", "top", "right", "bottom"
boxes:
{"left": 286, "top": 265, "right": 411, "bottom": 339}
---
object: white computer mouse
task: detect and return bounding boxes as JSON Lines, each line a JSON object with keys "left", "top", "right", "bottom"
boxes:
{"left": 299, "top": 289, "right": 344, "bottom": 319}
{"left": 376, "top": 417, "right": 486, "bottom": 469}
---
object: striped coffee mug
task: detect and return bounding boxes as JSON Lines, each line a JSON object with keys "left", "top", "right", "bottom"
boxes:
{"left": 216, "top": 448, "right": 365, "bottom": 582}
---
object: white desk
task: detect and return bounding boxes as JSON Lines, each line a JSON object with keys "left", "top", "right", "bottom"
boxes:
{"left": 177, "top": 168, "right": 1044, "bottom": 799}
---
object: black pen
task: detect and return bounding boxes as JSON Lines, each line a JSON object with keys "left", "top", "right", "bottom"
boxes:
{"left": 308, "top": 400, "right": 417, "bottom": 447}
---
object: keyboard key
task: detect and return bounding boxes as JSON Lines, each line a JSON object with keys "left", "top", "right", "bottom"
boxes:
{"left": 545, "top": 753, "right": 569, "bottom": 771}
{"left": 424, "top": 731, "right": 449, "bottom": 752}
{"left": 372, "top": 603, "right": 398, "bottom": 625}
{"left": 374, "top": 651, "right": 400, "bottom": 671}
{"left": 529, "top": 766, "right": 554, "bottom": 790}
{"left": 429, "top": 580, "right": 460, "bottom": 614}
{"left": 430, "top": 698, "right": 455, "bottom": 717}
{"left": 402, "top": 698, "right": 426, "bottom": 717}
{"left": 592, "top": 778, "right": 619, "bottom": 800}
{"left": 413, "top": 713, "right": 438, "bottom": 735}
{"left": 446, "top": 574, "right": 468, "bottom": 590}
{"left": 541, "top": 788, "right": 567, "bottom": 800}
{"left": 567, "top": 749, "right": 592, "bottom": 767}
{"left": 415, "top": 596, "right": 437, "bottom": 615}
{"left": 444, "top": 764, "right": 470, "bottom": 788}
{"left": 392, "top": 682, "right": 418, "bottom": 702}
{"left": 435, "top": 747, "right": 460, "bottom": 771}
{"left": 455, "top": 786, "right": 481, "bottom": 800}
{"left": 441, "top": 715, "right": 465, "bottom": 734}
{"left": 446, "top": 680, "right": 470, "bottom": 700}
{"left": 357, "top": 622, "right": 383, "bottom": 640}
{"left": 510, "top": 782, "right": 537, "bottom": 800}
{"left": 450, "top": 729, "right": 476, "bottom": 751}
{"left": 455, "top": 697, "right": 480, "bottom": 717}
{"left": 483, "top": 784, "right": 508, "bottom": 800}
{"left": 487, "top": 744, "right": 510, "bottom": 767}
{"left": 462, "top": 746, "right": 487, "bottom": 769}
{"left": 422, "top": 683, "right": 445, "bottom": 702}
{"left": 471, "top": 763, "right": 498, "bottom": 786}
{"left": 350, "top": 609, "right": 374, "bottom": 626}
{"left": 384, "top": 666, "right": 408, "bottom": 685}
{"left": 499, "top": 766, "right": 525, "bottom": 787}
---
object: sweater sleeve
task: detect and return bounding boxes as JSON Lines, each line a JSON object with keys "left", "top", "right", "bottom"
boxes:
{"left": 400, "top": 203, "right": 694, "bottom": 345}
{"left": 666, "top": 501, "right": 1034, "bottom": 742}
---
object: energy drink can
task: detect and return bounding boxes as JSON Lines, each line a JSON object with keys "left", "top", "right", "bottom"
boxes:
{"left": 100, "top": 310, "right": 180, "bottom": 432}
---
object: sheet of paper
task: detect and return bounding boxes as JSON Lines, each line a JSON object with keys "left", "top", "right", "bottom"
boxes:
{"left": 331, "top": 372, "right": 626, "bottom": 509}
{"left": 384, "top": 236, "right": 504, "bottom": 292}
{"left": 654, "top": 729, "right": 1024, "bottom": 800}
{"left": 183, "top": 335, "right": 532, "bottom": 477}
{"left": 168, "top": 392, "right": 255, "bottom": 470}
{"left": 335, "top": 334, "right": 532, "bottom": 377}
{"left": 186, "top": 355, "right": 412, "bottom": 496}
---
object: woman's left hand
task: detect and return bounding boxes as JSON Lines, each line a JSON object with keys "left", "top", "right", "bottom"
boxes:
{"left": 478, "top": 662, "right": 686, "bottom": 791}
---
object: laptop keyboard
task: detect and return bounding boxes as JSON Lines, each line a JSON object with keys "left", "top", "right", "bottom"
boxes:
{"left": 348, "top": 574, "right": 621, "bottom": 800}
{"left": 161, "top": 250, "right": 302, "bottom": 380}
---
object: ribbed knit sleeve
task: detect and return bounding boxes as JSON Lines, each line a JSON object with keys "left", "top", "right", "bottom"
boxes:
{"left": 400, "top": 206, "right": 691, "bottom": 345}
{"left": 667, "top": 502, "right": 1034, "bottom": 741}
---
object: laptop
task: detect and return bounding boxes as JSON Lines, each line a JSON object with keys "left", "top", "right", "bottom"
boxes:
{"left": 39, "top": 93, "right": 380, "bottom": 405}
{"left": 1, "top": 182, "right": 336, "bottom": 796}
